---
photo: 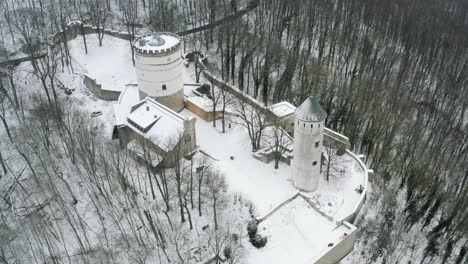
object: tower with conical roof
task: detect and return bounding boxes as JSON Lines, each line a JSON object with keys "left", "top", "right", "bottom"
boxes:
{"left": 291, "top": 97, "right": 327, "bottom": 192}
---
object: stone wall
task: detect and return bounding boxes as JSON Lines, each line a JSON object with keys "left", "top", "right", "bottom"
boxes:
{"left": 83, "top": 74, "right": 121, "bottom": 101}
{"left": 185, "top": 98, "right": 223, "bottom": 121}
{"left": 139, "top": 89, "right": 185, "bottom": 112}
{"left": 256, "top": 193, "right": 301, "bottom": 223}
{"left": 51, "top": 23, "right": 132, "bottom": 101}
{"left": 324, "top": 128, "right": 351, "bottom": 151}
{"left": 255, "top": 193, "right": 358, "bottom": 264}
{"left": 52, "top": 24, "right": 131, "bottom": 45}
{"left": 313, "top": 221, "right": 358, "bottom": 264}
{"left": 201, "top": 68, "right": 351, "bottom": 151}
{"left": 340, "top": 150, "right": 369, "bottom": 223}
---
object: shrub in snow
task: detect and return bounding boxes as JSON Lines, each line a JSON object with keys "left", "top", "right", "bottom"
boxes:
{"left": 250, "top": 234, "right": 268, "bottom": 248}
{"left": 248, "top": 202, "right": 256, "bottom": 218}
{"left": 247, "top": 220, "right": 258, "bottom": 238}
{"left": 223, "top": 246, "right": 232, "bottom": 259}
{"left": 247, "top": 220, "right": 268, "bottom": 248}
{"left": 231, "top": 233, "right": 239, "bottom": 243}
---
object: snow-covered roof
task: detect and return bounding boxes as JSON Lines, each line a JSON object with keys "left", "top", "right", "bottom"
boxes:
{"left": 295, "top": 97, "right": 327, "bottom": 122}
{"left": 268, "top": 101, "right": 296, "bottom": 118}
{"left": 114, "top": 85, "right": 141, "bottom": 126}
{"left": 184, "top": 84, "right": 216, "bottom": 112}
{"left": 133, "top": 32, "right": 180, "bottom": 54}
{"left": 123, "top": 97, "right": 187, "bottom": 151}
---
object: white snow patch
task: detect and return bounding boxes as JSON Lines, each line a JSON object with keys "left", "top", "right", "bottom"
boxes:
{"left": 249, "top": 196, "right": 353, "bottom": 264}
{"left": 68, "top": 34, "right": 137, "bottom": 92}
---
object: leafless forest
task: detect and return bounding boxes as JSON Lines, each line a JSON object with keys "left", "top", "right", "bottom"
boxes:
{"left": 0, "top": 0, "right": 467, "bottom": 263}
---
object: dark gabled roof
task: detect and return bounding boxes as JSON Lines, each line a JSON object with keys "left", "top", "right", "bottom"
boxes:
{"left": 295, "top": 97, "right": 327, "bottom": 122}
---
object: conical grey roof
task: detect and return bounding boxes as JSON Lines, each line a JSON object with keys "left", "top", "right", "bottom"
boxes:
{"left": 295, "top": 97, "right": 327, "bottom": 122}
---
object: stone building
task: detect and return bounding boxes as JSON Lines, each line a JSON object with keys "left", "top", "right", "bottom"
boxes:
{"left": 114, "top": 96, "right": 196, "bottom": 167}
{"left": 267, "top": 101, "right": 296, "bottom": 134}
{"left": 113, "top": 32, "right": 198, "bottom": 167}
{"left": 133, "top": 32, "right": 184, "bottom": 112}
{"left": 291, "top": 97, "right": 327, "bottom": 192}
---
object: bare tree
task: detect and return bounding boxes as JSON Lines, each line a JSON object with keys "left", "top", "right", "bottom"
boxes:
{"left": 204, "top": 169, "right": 227, "bottom": 230}
{"left": 87, "top": 0, "right": 108, "bottom": 46}
{"left": 186, "top": 32, "right": 205, "bottom": 83}
{"left": 0, "top": 87, "right": 13, "bottom": 142}
{"left": 208, "top": 80, "right": 222, "bottom": 128}
{"left": 195, "top": 154, "right": 211, "bottom": 217}
{"left": 1, "top": 0, "right": 15, "bottom": 45}
{"left": 73, "top": 0, "right": 90, "bottom": 54}
{"left": 232, "top": 100, "right": 268, "bottom": 151}
{"left": 219, "top": 87, "right": 235, "bottom": 133}
{"left": 119, "top": 0, "right": 139, "bottom": 65}
{"left": 266, "top": 124, "right": 292, "bottom": 169}
{"left": 208, "top": 229, "right": 228, "bottom": 262}
{"left": 0, "top": 142, "right": 7, "bottom": 176}
{"left": 0, "top": 52, "right": 19, "bottom": 108}
{"left": 146, "top": 0, "right": 180, "bottom": 32}
{"left": 33, "top": 44, "right": 60, "bottom": 105}
{"left": 323, "top": 147, "right": 339, "bottom": 182}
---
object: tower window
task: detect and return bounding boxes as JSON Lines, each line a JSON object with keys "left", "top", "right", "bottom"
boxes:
{"left": 291, "top": 122, "right": 294, "bottom": 127}
{"left": 311, "top": 124, "right": 313, "bottom": 128}
{"left": 303, "top": 123, "right": 305, "bottom": 127}
{"left": 315, "top": 142, "right": 320, "bottom": 148}
{"left": 318, "top": 124, "right": 321, "bottom": 127}
{"left": 162, "top": 84, "right": 167, "bottom": 90}
{"left": 312, "top": 161, "right": 317, "bottom": 166}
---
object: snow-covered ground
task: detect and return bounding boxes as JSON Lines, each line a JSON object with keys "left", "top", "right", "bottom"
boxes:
{"left": 182, "top": 110, "right": 297, "bottom": 215}
{"left": 181, "top": 110, "right": 364, "bottom": 262}
{"left": 315, "top": 152, "right": 365, "bottom": 221}
{"left": 58, "top": 34, "right": 367, "bottom": 263}
{"left": 250, "top": 196, "right": 353, "bottom": 264}
{"left": 68, "top": 34, "right": 137, "bottom": 91}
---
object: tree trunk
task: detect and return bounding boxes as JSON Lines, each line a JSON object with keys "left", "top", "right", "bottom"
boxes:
{"left": 80, "top": 23, "right": 88, "bottom": 54}
{"left": 0, "top": 115, "right": 13, "bottom": 142}
{"left": 213, "top": 196, "right": 218, "bottom": 230}
{"left": 0, "top": 149, "right": 7, "bottom": 175}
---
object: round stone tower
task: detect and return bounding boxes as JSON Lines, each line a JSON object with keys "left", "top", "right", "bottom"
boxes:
{"left": 133, "top": 32, "right": 184, "bottom": 112}
{"left": 291, "top": 97, "right": 327, "bottom": 192}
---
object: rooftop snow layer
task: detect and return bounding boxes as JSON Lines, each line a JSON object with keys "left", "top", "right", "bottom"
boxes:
{"left": 125, "top": 97, "right": 186, "bottom": 151}
{"left": 133, "top": 33, "right": 180, "bottom": 53}
{"left": 268, "top": 101, "right": 296, "bottom": 118}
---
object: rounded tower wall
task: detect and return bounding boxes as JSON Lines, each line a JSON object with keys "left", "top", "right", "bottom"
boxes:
{"left": 133, "top": 32, "right": 184, "bottom": 112}
{"left": 291, "top": 119, "right": 325, "bottom": 191}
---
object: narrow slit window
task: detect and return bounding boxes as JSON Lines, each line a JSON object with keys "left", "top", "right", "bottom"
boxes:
{"left": 312, "top": 161, "right": 317, "bottom": 166}
{"left": 162, "top": 84, "right": 167, "bottom": 90}
{"left": 315, "top": 142, "right": 320, "bottom": 148}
